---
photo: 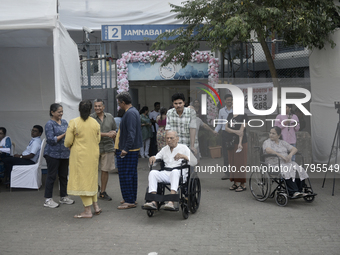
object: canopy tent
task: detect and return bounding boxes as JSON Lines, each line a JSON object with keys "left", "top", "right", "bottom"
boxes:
{"left": 58, "top": 0, "right": 185, "bottom": 30}
{"left": 309, "top": 29, "right": 340, "bottom": 163}
{"left": 57, "top": 0, "right": 205, "bottom": 55}
{"left": 0, "top": 0, "right": 81, "bottom": 153}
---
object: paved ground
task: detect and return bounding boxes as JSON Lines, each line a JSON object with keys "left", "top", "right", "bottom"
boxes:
{"left": 0, "top": 157, "right": 340, "bottom": 255}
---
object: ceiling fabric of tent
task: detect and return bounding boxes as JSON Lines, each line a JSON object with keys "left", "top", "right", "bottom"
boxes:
{"left": 58, "top": 0, "right": 185, "bottom": 30}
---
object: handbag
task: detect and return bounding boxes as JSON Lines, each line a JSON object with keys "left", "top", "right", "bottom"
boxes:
{"left": 225, "top": 135, "right": 236, "bottom": 150}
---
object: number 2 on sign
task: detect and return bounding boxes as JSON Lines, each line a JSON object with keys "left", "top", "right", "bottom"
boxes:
{"left": 111, "top": 28, "right": 119, "bottom": 38}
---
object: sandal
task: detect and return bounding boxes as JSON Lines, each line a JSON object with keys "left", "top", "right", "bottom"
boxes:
{"left": 121, "top": 200, "right": 138, "bottom": 205}
{"left": 94, "top": 209, "right": 102, "bottom": 215}
{"left": 117, "top": 203, "right": 137, "bottom": 210}
{"left": 229, "top": 184, "right": 238, "bottom": 190}
{"left": 73, "top": 213, "right": 93, "bottom": 219}
{"left": 235, "top": 185, "right": 247, "bottom": 192}
{"left": 92, "top": 202, "right": 102, "bottom": 215}
{"left": 164, "top": 201, "right": 175, "bottom": 210}
{"left": 143, "top": 202, "right": 157, "bottom": 210}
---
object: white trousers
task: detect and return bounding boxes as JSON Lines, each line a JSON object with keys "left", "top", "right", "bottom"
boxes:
{"left": 140, "top": 138, "right": 150, "bottom": 157}
{"left": 148, "top": 170, "right": 181, "bottom": 193}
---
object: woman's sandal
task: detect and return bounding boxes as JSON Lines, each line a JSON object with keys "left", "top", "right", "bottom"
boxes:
{"left": 229, "top": 184, "right": 238, "bottom": 190}
{"left": 235, "top": 185, "right": 247, "bottom": 192}
{"left": 73, "top": 213, "right": 93, "bottom": 219}
{"left": 94, "top": 209, "right": 102, "bottom": 215}
{"left": 93, "top": 203, "right": 102, "bottom": 215}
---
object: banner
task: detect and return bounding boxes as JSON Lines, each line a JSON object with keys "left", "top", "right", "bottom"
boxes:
{"left": 236, "top": 83, "right": 274, "bottom": 116}
{"left": 101, "top": 24, "right": 196, "bottom": 41}
{"left": 127, "top": 62, "right": 209, "bottom": 81}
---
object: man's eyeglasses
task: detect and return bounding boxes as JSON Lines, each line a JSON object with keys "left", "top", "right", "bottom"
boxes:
{"left": 31, "top": 129, "right": 39, "bottom": 133}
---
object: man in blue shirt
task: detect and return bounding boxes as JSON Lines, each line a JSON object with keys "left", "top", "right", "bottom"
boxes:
{"left": 2, "top": 125, "right": 43, "bottom": 186}
{"left": 115, "top": 92, "right": 142, "bottom": 209}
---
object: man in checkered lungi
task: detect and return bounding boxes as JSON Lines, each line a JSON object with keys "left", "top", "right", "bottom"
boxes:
{"left": 115, "top": 92, "right": 142, "bottom": 210}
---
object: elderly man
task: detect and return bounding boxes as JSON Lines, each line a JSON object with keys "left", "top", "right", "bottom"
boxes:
{"left": 143, "top": 130, "right": 194, "bottom": 210}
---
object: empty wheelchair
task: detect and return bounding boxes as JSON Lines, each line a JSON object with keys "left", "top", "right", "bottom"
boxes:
{"left": 142, "top": 159, "right": 201, "bottom": 219}
{"left": 249, "top": 146, "right": 317, "bottom": 206}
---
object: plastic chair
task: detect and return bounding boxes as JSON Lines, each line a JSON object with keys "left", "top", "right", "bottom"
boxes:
{"left": 10, "top": 139, "right": 46, "bottom": 190}
{"left": 11, "top": 142, "right": 15, "bottom": 155}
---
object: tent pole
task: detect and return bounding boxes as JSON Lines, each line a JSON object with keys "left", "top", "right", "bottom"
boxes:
{"left": 86, "top": 43, "right": 91, "bottom": 88}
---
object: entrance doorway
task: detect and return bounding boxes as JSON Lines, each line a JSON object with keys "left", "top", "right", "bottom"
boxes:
{"left": 130, "top": 80, "right": 190, "bottom": 110}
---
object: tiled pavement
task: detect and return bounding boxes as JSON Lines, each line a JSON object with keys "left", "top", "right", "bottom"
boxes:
{"left": 0, "top": 157, "right": 339, "bottom": 255}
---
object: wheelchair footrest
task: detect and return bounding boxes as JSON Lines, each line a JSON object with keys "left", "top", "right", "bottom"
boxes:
{"left": 307, "top": 193, "right": 317, "bottom": 197}
{"left": 141, "top": 205, "right": 179, "bottom": 212}
{"left": 163, "top": 207, "right": 179, "bottom": 212}
{"left": 145, "top": 193, "right": 180, "bottom": 203}
{"left": 141, "top": 206, "right": 158, "bottom": 211}
{"left": 289, "top": 193, "right": 317, "bottom": 199}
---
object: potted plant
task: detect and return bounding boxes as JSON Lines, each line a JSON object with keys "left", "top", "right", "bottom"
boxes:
{"left": 208, "top": 133, "right": 222, "bottom": 158}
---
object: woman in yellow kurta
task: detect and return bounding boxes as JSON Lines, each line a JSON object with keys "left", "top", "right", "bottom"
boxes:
{"left": 64, "top": 100, "right": 101, "bottom": 219}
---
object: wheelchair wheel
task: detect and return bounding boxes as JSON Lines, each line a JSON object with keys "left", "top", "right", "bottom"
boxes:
{"left": 188, "top": 176, "right": 201, "bottom": 214}
{"left": 275, "top": 193, "right": 288, "bottom": 206}
{"left": 181, "top": 203, "right": 189, "bottom": 219}
{"left": 303, "top": 191, "right": 315, "bottom": 203}
{"left": 303, "top": 180, "right": 316, "bottom": 203}
{"left": 146, "top": 210, "right": 154, "bottom": 217}
{"left": 249, "top": 171, "right": 271, "bottom": 202}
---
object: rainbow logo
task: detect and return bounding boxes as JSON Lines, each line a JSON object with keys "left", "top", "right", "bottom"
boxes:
{"left": 196, "top": 82, "right": 222, "bottom": 106}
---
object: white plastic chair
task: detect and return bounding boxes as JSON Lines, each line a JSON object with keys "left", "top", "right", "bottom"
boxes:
{"left": 10, "top": 139, "right": 46, "bottom": 190}
{"left": 11, "top": 141, "right": 15, "bottom": 156}
{"left": 0, "top": 141, "right": 14, "bottom": 181}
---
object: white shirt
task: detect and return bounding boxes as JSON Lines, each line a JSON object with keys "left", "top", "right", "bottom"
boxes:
{"left": 23, "top": 137, "right": 42, "bottom": 163}
{"left": 155, "top": 144, "right": 191, "bottom": 172}
{"left": 195, "top": 117, "right": 204, "bottom": 141}
{"left": 215, "top": 106, "right": 233, "bottom": 132}
{"left": 149, "top": 110, "right": 160, "bottom": 132}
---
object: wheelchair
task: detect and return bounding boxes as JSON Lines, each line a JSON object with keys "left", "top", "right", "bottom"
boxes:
{"left": 249, "top": 146, "right": 317, "bottom": 206}
{"left": 142, "top": 159, "right": 201, "bottom": 219}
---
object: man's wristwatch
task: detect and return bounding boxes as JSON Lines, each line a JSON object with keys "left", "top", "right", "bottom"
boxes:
{"left": 20, "top": 155, "right": 22, "bottom": 158}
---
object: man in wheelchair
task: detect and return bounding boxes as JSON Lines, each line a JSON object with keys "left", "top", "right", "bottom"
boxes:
{"left": 143, "top": 130, "right": 193, "bottom": 210}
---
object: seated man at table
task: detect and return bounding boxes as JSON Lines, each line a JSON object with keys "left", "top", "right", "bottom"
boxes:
{"left": 0, "top": 127, "right": 12, "bottom": 160}
{"left": 143, "top": 130, "right": 193, "bottom": 210}
{"left": 2, "top": 125, "right": 43, "bottom": 185}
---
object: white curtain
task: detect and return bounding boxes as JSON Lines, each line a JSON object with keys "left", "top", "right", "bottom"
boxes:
{"left": 309, "top": 29, "right": 340, "bottom": 163}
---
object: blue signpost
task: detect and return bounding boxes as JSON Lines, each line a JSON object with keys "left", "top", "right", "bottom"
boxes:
{"left": 101, "top": 24, "right": 191, "bottom": 41}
